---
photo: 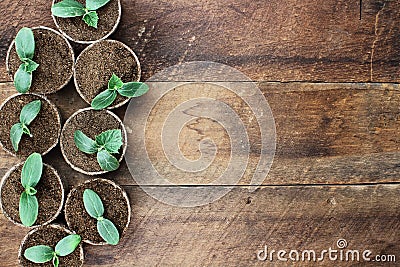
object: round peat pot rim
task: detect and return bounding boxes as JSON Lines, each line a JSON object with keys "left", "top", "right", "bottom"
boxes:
{"left": 0, "top": 93, "right": 62, "bottom": 158}
{"left": 51, "top": 0, "right": 122, "bottom": 44}
{"left": 64, "top": 178, "right": 131, "bottom": 245}
{"left": 18, "top": 224, "right": 84, "bottom": 266}
{"left": 60, "top": 107, "right": 128, "bottom": 175}
{"left": 6, "top": 26, "right": 75, "bottom": 95}
{"left": 0, "top": 162, "right": 65, "bottom": 229}
{"left": 73, "top": 39, "right": 142, "bottom": 109}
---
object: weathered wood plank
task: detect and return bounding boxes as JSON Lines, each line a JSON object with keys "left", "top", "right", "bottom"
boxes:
{"left": 1, "top": 0, "right": 399, "bottom": 82}
{"left": 0, "top": 185, "right": 399, "bottom": 266}
{"left": 0, "top": 82, "right": 399, "bottom": 186}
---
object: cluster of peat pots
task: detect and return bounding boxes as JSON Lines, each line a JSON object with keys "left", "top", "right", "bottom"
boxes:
{"left": 0, "top": 0, "right": 149, "bottom": 266}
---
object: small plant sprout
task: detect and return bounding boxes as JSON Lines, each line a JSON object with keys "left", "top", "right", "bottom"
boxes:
{"left": 19, "top": 153, "right": 43, "bottom": 226}
{"left": 52, "top": 0, "right": 112, "bottom": 28}
{"left": 91, "top": 73, "right": 149, "bottom": 110}
{"left": 24, "top": 234, "right": 81, "bottom": 267}
{"left": 74, "top": 129, "right": 123, "bottom": 171}
{"left": 83, "top": 189, "right": 120, "bottom": 245}
{"left": 10, "top": 100, "right": 41, "bottom": 152}
{"left": 13, "top": 28, "right": 39, "bottom": 93}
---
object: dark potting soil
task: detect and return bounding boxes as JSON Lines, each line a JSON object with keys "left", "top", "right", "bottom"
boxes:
{"left": 61, "top": 109, "right": 124, "bottom": 173}
{"left": 7, "top": 28, "right": 73, "bottom": 94}
{"left": 20, "top": 225, "right": 82, "bottom": 267}
{"left": 65, "top": 179, "right": 129, "bottom": 243}
{"left": 54, "top": 0, "right": 119, "bottom": 42}
{"left": 1, "top": 164, "right": 63, "bottom": 226}
{"left": 0, "top": 94, "right": 60, "bottom": 157}
{"left": 74, "top": 40, "right": 140, "bottom": 107}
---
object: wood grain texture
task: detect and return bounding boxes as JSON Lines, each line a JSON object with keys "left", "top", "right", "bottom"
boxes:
{"left": 0, "top": 2, "right": 399, "bottom": 266}
{"left": 0, "top": 185, "right": 399, "bottom": 266}
{"left": 0, "top": 0, "right": 399, "bottom": 82}
{"left": 0, "top": 82, "right": 399, "bottom": 186}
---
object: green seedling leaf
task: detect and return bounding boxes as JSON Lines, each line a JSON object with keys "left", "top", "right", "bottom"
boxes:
{"left": 23, "top": 58, "right": 39, "bottom": 73}
{"left": 83, "top": 11, "right": 99, "bottom": 28}
{"left": 21, "top": 152, "right": 43, "bottom": 188}
{"left": 53, "top": 256, "right": 59, "bottom": 267}
{"left": 92, "top": 74, "right": 149, "bottom": 110}
{"left": 10, "top": 100, "right": 41, "bottom": 151}
{"left": 83, "top": 189, "right": 104, "bottom": 219}
{"left": 20, "top": 100, "right": 41, "bottom": 126}
{"left": 13, "top": 27, "right": 39, "bottom": 93}
{"left": 51, "top": 0, "right": 86, "bottom": 17}
{"left": 97, "top": 218, "right": 120, "bottom": 245}
{"left": 97, "top": 149, "right": 119, "bottom": 171}
{"left": 74, "top": 130, "right": 98, "bottom": 154}
{"left": 22, "top": 124, "right": 31, "bottom": 136}
{"left": 52, "top": 0, "right": 111, "bottom": 28}
{"left": 25, "top": 186, "right": 37, "bottom": 195}
{"left": 24, "top": 245, "right": 54, "bottom": 263}
{"left": 55, "top": 234, "right": 81, "bottom": 257}
{"left": 19, "top": 192, "right": 38, "bottom": 226}
{"left": 108, "top": 73, "right": 123, "bottom": 90}
{"left": 75, "top": 128, "right": 122, "bottom": 171}
{"left": 24, "top": 234, "right": 81, "bottom": 266}
{"left": 15, "top": 28, "right": 35, "bottom": 60}
{"left": 118, "top": 82, "right": 149, "bottom": 98}
{"left": 86, "top": 0, "right": 111, "bottom": 11}
{"left": 14, "top": 64, "right": 32, "bottom": 93}
{"left": 95, "top": 129, "right": 122, "bottom": 154}
{"left": 10, "top": 123, "right": 24, "bottom": 152}
{"left": 83, "top": 189, "right": 120, "bottom": 245}
{"left": 91, "top": 89, "right": 117, "bottom": 110}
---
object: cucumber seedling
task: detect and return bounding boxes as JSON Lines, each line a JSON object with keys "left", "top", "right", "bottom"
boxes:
{"left": 13, "top": 28, "right": 39, "bottom": 93}
{"left": 10, "top": 99, "right": 41, "bottom": 152}
{"left": 24, "top": 234, "right": 81, "bottom": 267}
{"left": 52, "top": 0, "right": 112, "bottom": 28}
{"left": 74, "top": 129, "right": 123, "bottom": 171}
{"left": 83, "top": 189, "right": 120, "bottom": 245}
{"left": 91, "top": 73, "right": 149, "bottom": 110}
{"left": 18, "top": 153, "right": 43, "bottom": 226}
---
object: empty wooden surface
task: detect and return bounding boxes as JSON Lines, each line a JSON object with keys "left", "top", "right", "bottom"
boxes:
{"left": 0, "top": 0, "right": 399, "bottom": 266}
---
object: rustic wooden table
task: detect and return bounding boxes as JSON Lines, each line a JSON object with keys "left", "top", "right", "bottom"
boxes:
{"left": 0, "top": 0, "right": 399, "bottom": 266}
